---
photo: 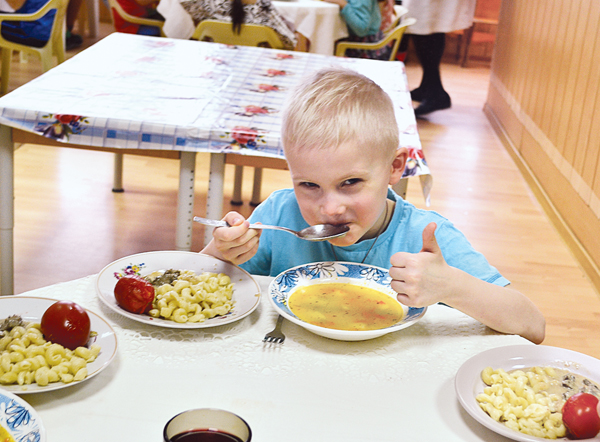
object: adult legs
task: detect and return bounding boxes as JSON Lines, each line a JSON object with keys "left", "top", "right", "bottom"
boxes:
{"left": 410, "top": 32, "right": 451, "bottom": 115}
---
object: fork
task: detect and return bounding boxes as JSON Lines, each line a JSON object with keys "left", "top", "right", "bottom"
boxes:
{"left": 263, "top": 315, "right": 285, "bottom": 344}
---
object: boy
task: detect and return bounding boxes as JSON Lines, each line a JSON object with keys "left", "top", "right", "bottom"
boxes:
{"left": 202, "top": 67, "right": 545, "bottom": 344}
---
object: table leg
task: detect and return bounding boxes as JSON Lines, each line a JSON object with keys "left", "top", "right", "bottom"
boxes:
{"left": 112, "top": 153, "right": 124, "bottom": 192}
{"left": 176, "top": 151, "right": 196, "bottom": 251}
{"left": 205, "top": 153, "right": 225, "bottom": 246}
{"left": 250, "top": 167, "right": 263, "bottom": 206}
{"left": 0, "top": 125, "right": 14, "bottom": 295}
{"left": 231, "top": 164, "right": 243, "bottom": 205}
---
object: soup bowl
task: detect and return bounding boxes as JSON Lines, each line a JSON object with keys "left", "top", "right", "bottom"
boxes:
{"left": 268, "top": 262, "right": 427, "bottom": 341}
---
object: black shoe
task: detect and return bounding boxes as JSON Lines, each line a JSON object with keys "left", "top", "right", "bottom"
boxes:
{"left": 414, "top": 93, "right": 451, "bottom": 116}
{"left": 66, "top": 31, "right": 83, "bottom": 51}
{"left": 410, "top": 87, "right": 426, "bottom": 102}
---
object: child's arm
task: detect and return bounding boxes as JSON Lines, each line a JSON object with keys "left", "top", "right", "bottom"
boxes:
{"left": 389, "top": 222, "right": 546, "bottom": 344}
{"left": 325, "top": 0, "right": 376, "bottom": 37}
{"left": 201, "top": 212, "right": 261, "bottom": 265}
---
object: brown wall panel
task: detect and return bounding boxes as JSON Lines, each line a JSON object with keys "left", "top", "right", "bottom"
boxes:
{"left": 486, "top": 0, "right": 600, "bottom": 289}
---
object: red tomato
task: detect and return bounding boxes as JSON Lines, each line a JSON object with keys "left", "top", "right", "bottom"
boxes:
{"left": 40, "top": 301, "right": 91, "bottom": 350}
{"left": 114, "top": 275, "right": 155, "bottom": 314}
{"left": 562, "top": 393, "right": 600, "bottom": 439}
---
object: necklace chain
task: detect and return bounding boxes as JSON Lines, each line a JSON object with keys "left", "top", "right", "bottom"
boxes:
{"left": 330, "top": 201, "right": 389, "bottom": 264}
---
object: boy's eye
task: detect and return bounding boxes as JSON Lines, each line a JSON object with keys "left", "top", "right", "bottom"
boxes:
{"left": 299, "top": 182, "right": 319, "bottom": 189}
{"left": 342, "top": 178, "right": 362, "bottom": 186}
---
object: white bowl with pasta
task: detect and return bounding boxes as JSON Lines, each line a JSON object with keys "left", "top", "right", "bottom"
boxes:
{"left": 95, "top": 251, "right": 262, "bottom": 328}
{"left": 455, "top": 345, "right": 600, "bottom": 442}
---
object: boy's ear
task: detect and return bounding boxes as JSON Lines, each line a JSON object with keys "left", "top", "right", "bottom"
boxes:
{"left": 389, "top": 147, "right": 408, "bottom": 185}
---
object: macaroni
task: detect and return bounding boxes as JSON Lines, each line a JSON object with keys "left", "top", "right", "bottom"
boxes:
{"left": 476, "top": 366, "right": 566, "bottom": 439}
{"left": 146, "top": 270, "right": 235, "bottom": 323}
{"left": 0, "top": 322, "right": 100, "bottom": 388}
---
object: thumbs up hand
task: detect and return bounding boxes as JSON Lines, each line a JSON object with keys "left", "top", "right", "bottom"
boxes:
{"left": 389, "top": 222, "right": 449, "bottom": 307}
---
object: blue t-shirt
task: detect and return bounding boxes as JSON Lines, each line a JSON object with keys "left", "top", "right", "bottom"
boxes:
{"left": 240, "top": 188, "right": 509, "bottom": 287}
{"left": 340, "top": 0, "right": 381, "bottom": 37}
{"left": 1, "top": 0, "right": 55, "bottom": 48}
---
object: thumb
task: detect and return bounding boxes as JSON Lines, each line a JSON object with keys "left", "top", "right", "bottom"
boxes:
{"left": 421, "top": 222, "right": 440, "bottom": 254}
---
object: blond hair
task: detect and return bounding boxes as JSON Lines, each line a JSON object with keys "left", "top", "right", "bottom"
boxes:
{"left": 282, "top": 67, "right": 399, "bottom": 160}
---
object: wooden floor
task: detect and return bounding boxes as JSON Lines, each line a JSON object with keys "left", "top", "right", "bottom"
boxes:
{"left": 4, "top": 26, "right": 600, "bottom": 359}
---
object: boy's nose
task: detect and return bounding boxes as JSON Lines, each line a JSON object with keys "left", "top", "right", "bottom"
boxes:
{"left": 320, "top": 196, "right": 345, "bottom": 218}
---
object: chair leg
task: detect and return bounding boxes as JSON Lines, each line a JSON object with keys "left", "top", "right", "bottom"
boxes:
{"left": 231, "top": 165, "right": 244, "bottom": 205}
{"left": 85, "top": 0, "right": 100, "bottom": 37}
{"left": 53, "top": 32, "right": 66, "bottom": 65}
{"left": 1, "top": 49, "right": 12, "bottom": 95}
{"left": 461, "top": 25, "right": 475, "bottom": 67}
{"left": 455, "top": 33, "right": 462, "bottom": 62}
{"left": 41, "top": 52, "right": 54, "bottom": 72}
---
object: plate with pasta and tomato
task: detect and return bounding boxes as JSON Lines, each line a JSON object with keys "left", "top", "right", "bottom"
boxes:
{"left": 455, "top": 345, "right": 600, "bottom": 441}
{"left": 95, "top": 251, "right": 262, "bottom": 329}
{"left": 0, "top": 296, "right": 117, "bottom": 394}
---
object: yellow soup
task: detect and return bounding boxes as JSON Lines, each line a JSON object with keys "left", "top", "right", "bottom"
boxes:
{"left": 288, "top": 283, "right": 404, "bottom": 331}
{"left": 0, "top": 424, "right": 15, "bottom": 442}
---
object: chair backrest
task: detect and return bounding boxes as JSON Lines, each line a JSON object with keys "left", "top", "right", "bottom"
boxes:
{"left": 106, "top": 0, "right": 165, "bottom": 33}
{"left": 335, "top": 16, "right": 416, "bottom": 61}
{"left": 0, "top": 0, "right": 67, "bottom": 50}
{"left": 382, "top": 16, "right": 416, "bottom": 61}
{"left": 0, "top": 0, "right": 68, "bottom": 94}
{"left": 380, "top": 3, "right": 408, "bottom": 32}
{"left": 191, "top": 19, "right": 284, "bottom": 49}
{"left": 390, "top": 5, "right": 408, "bottom": 29}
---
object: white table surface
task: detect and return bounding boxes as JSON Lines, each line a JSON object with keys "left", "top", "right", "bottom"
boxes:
{"left": 273, "top": 0, "right": 348, "bottom": 55}
{"left": 8, "top": 274, "right": 530, "bottom": 442}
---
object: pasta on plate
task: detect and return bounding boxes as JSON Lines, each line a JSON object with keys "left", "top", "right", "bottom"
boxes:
{"left": 477, "top": 366, "right": 567, "bottom": 439}
{"left": 0, "top": 322, "right": 100, "bottom": 387}
{"left": 145, "top": 270, "right": 235, "bottom": 323}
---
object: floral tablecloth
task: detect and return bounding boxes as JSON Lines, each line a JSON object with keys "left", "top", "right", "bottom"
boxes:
{"left": 0, "top": 33, "right": 431, "bottom": 199}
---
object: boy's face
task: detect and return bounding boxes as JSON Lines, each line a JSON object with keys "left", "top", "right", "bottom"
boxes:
{"left": 286, "top": 142, "right": 406, "bottom": 247}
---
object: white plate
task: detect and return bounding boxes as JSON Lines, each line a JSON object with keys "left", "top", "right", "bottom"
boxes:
{"left": 95, "top": 251, "right": 261, "bottom": 328}
{"left": 0, "top": 388, "right": 45, "bottom": 441}
{"left": 455, "top": 345, "right": 600, "bottom": 442}
{"left": 268, "top": 261, "right": 426, "bottom": 341}
{"left": 0, "top": 296, "right": 117, "bottom": 395}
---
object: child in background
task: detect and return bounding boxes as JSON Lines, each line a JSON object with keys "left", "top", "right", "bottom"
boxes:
{"left": 201, "top": 67, "right": 546, "bottom": 344}
{"left": 181, "top": 0, "right": 307, "bottom": 51}
{"left": 112, "top": 0, "right": 163, "bottom": 36}
{"left": 322, "top": 0, "right": 390, "bottom": 59}
{"left": 0, "top": 0, "right": 55, "bottom": 47}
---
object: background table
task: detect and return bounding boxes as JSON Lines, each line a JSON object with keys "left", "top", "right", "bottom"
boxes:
{"left": 274, "top": 0, "right": 349, "bottom": 55}
{"left": 157, "top": 0, "right": 349, "bottom": 55}
{"left": 0, "top": 33, "right": 430, "bottom": 295}
{"left": 11, "top": 274, "right": 529, "bottom": 442}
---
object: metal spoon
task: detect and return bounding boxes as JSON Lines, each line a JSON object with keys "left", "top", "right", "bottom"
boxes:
{"left": 193, "top": 216, "right": 349, "bottom": 241}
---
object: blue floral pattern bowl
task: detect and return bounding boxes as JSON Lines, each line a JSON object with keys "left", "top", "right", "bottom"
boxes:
{"left": 0, "top": 389, "right": 45, "bottom": 442}
{"left": 268, "top": 262, "right": 427, "bottom": 341}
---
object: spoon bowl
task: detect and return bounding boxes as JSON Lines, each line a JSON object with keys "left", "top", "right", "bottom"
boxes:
{"left": 193, "top": 217, "right": 349, "bottom": 241}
